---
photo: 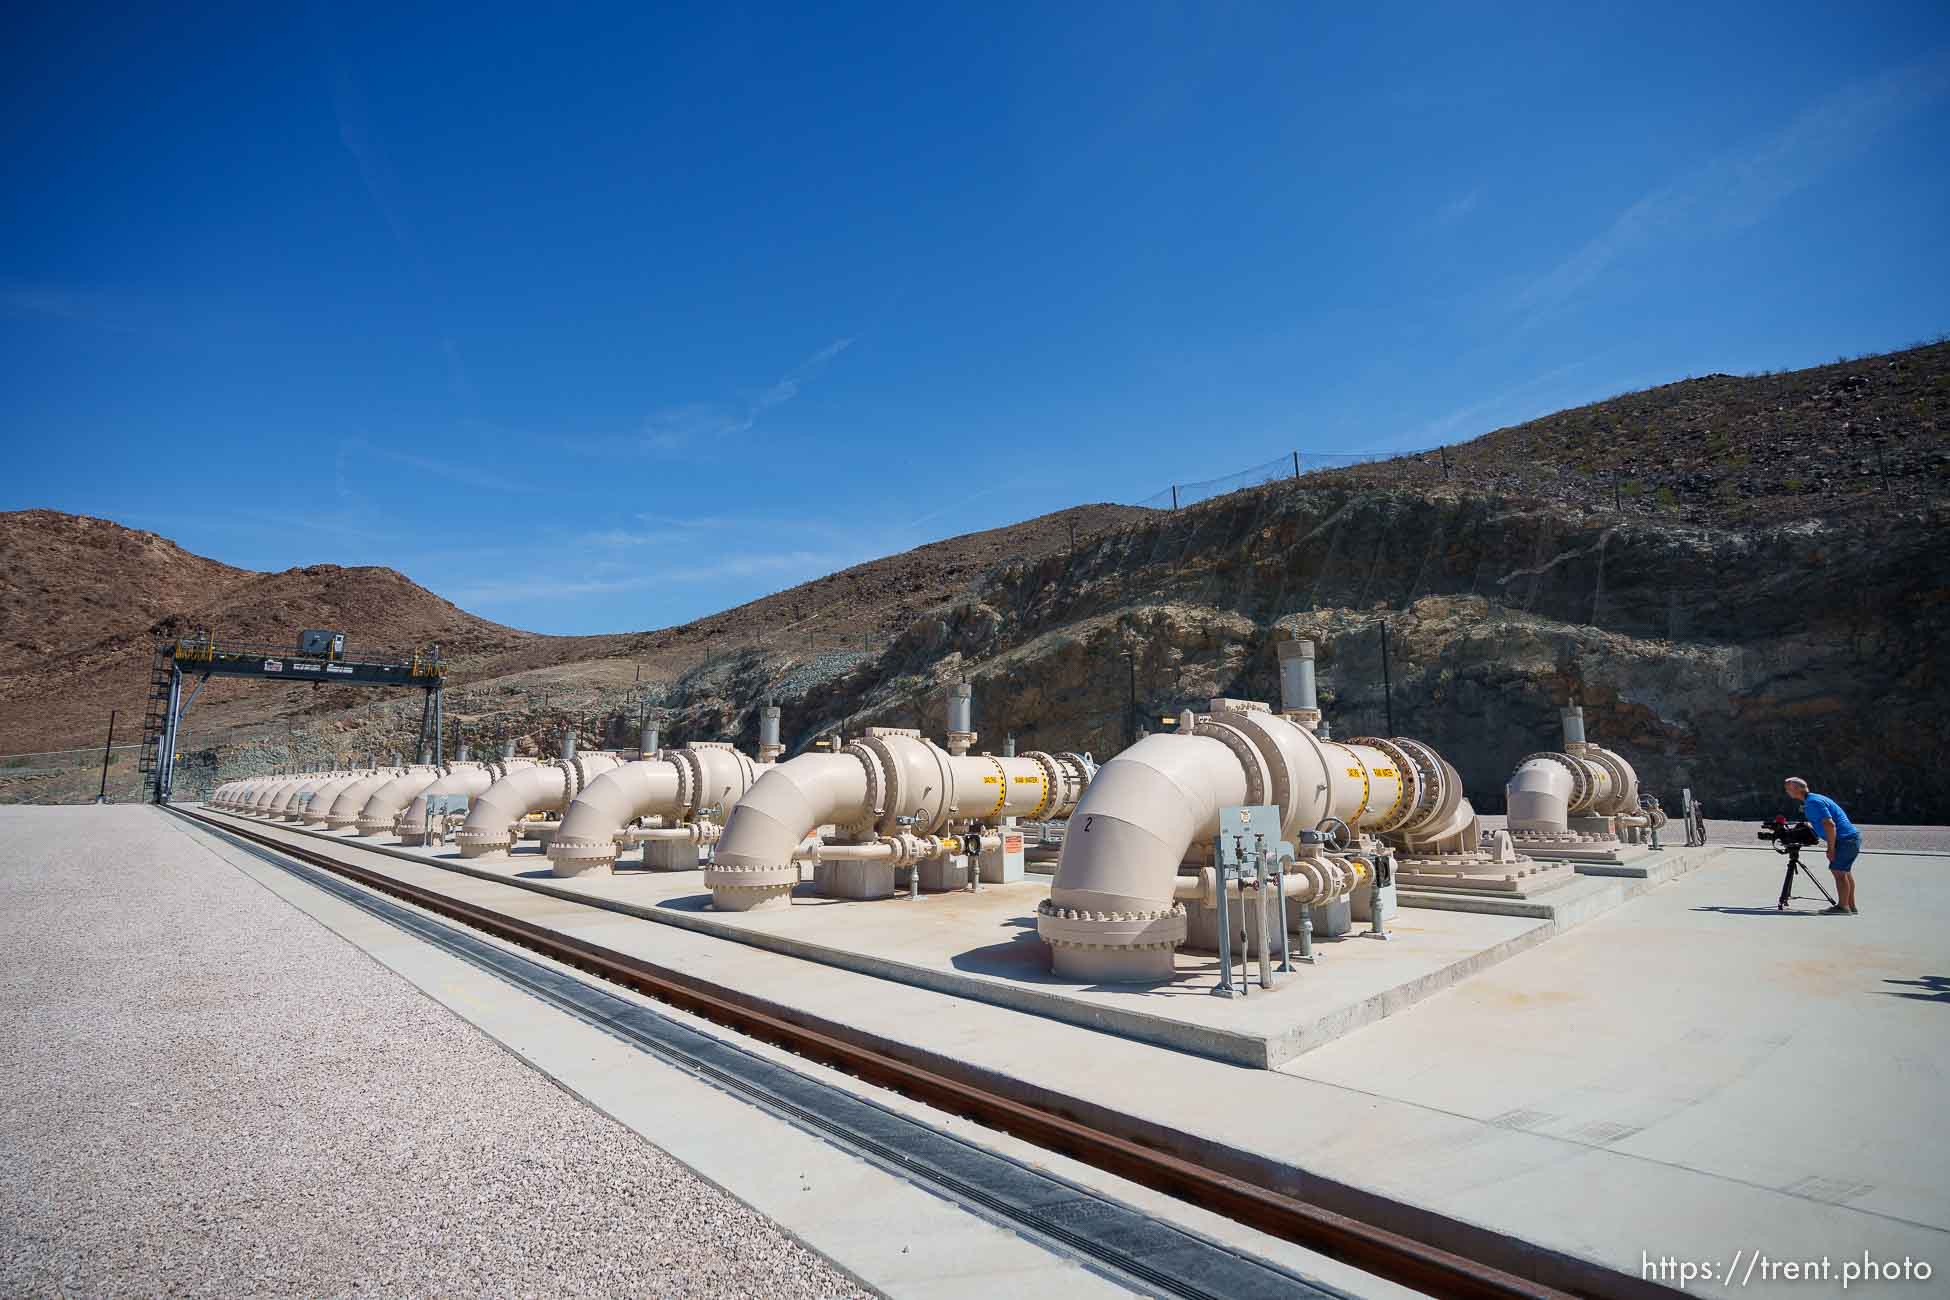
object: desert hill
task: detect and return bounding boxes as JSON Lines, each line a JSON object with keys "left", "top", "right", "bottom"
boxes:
{"left": 3, "top": 339, "right": 1945, "bottom": 818}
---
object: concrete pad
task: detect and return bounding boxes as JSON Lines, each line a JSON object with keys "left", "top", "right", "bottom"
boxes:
{"left": 189, "top": 810, "right": 1950, "bottom": 1297}
{"left": 211, "top": 807, "right": 1562, "bottom": 1069}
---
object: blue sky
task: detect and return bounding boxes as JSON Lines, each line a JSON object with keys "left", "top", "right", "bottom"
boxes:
{"left": 4, "top": 2, "right": 1946, "bottom": 635}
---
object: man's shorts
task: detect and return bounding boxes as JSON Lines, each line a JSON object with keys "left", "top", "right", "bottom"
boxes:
{"left": 1831, "top": 835, "right": 1862, "bottom": 873}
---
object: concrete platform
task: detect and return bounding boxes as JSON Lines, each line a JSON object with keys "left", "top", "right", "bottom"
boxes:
{"left": 181, "top": 811, "right": 1950, "bottom": 1297}
{"left": 220, "top": 810, "right": 1598, "bottom": 1069}
{"left": 1400, "top": 842, "right": 1722, "bottom": 919}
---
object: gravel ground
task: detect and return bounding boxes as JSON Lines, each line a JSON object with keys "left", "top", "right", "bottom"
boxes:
{"left": 0, "top": 806, "right": 871, "bottom": 1299}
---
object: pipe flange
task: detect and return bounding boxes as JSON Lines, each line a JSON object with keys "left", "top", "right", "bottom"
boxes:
{"left": 1355, "top": 736, "right": 1418, "bottom": 832}
{"left": 1383, "top": 737, "right": 1451, "bottom": 831}
{"left": 1519, "top": 751, "right": 1591, "bottom": 812}
{"left": 1035, "top": 899, "right": 1187, "bottom": 951}
{"left": 454, "top": 824, "right": 512, "bottom": 857}
{"left": 1193, "top": 719, "right": 1266, "bottom": 807}
{"left": 547, "top": 833, "right": 620, "bottom": 876}
{"left": 1587, "top": 746, "right": 1636, "bottom": 815}
{"left": 667, "top": 749, "right": 698, "bottom": 814}
{"left": 1024, "top": 750, "right": 1061, "bottom": 820}
{"left": 702, "top": 864, "right": 799, "bottom": 912}
{"left": 845, "top": 740, "right": 886, "bottom": 827}
{"left": 856, "top": 734, "right": 900, "bottom": 831}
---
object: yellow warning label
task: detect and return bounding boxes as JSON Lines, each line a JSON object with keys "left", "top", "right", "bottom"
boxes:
{"left": 1014, "top": 776, "right": 1040, "bottom": 784}
{"left": 1346, "top": 767, "right": 1363, "bottom": 778}
{"left": 982, "top": 775, "right": 1000, "bottom": 785}
{"left": 1373, "top": 767, "right": 1397, "bottom": 777}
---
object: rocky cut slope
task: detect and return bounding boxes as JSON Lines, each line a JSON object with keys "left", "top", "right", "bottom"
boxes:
{"left": 679, "top": 483, "right": 1947, "bottom": 822}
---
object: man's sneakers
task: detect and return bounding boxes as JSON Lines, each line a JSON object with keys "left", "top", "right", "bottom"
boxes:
{"left": 1820, "top": 905, "right": 1850, "bottom": 915}
{"left": 1847, "top": 905, "right": 1859, "bottom": 914}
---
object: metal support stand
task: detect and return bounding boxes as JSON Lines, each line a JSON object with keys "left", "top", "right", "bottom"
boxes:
{"left": 1366, "top": 852, "right": 1393, "bottom": 941}
{"left": 1270, "top": 848, "right": 1294, "bottom": 973}
{"left": 1213, "top": 855, "right": 1238, "bottom": 997}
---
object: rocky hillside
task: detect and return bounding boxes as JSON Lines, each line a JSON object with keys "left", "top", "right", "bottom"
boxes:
{"left": 6, "top": 341, "right": 1946, "bottom": 820}
{"left": 0, "top": 503, "right": 1144, "bottom": 772}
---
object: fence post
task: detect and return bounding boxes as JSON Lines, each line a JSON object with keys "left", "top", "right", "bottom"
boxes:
{"left": 1170, "top": 485, "right": 1179, "bottom": 511}
{"left": 96, "top": 709, "right": 117, "bottom": 804}
{"left": 1292, "top": 450, "right": 1301, "bottom": 480}
{"left": 1439, "top": 445, "right": 1450, "bottom": 480}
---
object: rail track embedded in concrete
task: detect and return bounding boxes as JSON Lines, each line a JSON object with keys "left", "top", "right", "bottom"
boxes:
{"left": 174, "top": 805, "right": 1604, "bottom": 1300}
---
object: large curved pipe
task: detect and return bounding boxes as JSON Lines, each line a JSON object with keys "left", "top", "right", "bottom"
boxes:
{"left": 546, "top": 744, "right": 760, "bottom": 878}
{"left": 321, "top": 768, "right": 413, "bottom": 832}
{"left": 355, "top": 765, "right": 448, "bottom": 837}
{"left": 453, "top": 753, "right": 623, "bottom": 858}
{"left": 271, "top": 772, "right": 352, "bottom": 819}
{"left": 707, "top": 733, "right": 1091, "bottom": 910}
{"left": 1507, "top": 756, "right": 1577, "bottom": 833}
{"left": 292, "top": 773, "right": 371, "bottom": 826}
{"left": 254, "top": 775, "right": 324, "bottom": 815}
{"left": 1039, "top": 695, "right": 1484, "bottom": 981}
{"left": 397, "top": 761, "right": 507, "bottom": 844}
{"left": 708, "top": 753, "right": 872, "bottom": 909}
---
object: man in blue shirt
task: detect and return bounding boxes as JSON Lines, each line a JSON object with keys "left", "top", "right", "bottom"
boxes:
{"left": 1785, "top": 777, "right": 1861, "bottom": 914}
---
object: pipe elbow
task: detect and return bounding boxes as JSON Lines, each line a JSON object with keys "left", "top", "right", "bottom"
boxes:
{"left": 1507, "top": 755, "right": 1574, "bottom": 833}
{"left": 549, "top": 759, "right": 683, "bottom": 877}
{"left": 707, "top": 754, "right": 868, "bottom": 911}
{"left": 1037, "top": 734, "right": 1245, "bottom": 981}
{"left": 457, "top": 765, "right": 567, "bottom": 858}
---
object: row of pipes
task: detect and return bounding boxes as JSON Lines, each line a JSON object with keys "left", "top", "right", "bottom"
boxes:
{"left": 208, "top": 637, "right": 1662, "bottom": 985}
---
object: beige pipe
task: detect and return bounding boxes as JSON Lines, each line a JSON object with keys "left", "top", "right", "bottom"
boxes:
{"left": 397, "top": 761, "right": 505, "bottom": 844}
{"left": 246, "top": 777, "right": 299, "bottom": 814}
{"left": 454, "top": 754, "right": 622, "bottom": 858}
{"left": 708, "top": 753, "right": 872, "bottom": 910}
{"left": 351, "top": 766, "right": 445, "bottom": 836}
{"left": 707, "top": 735, "right": 1092, "bottom": 910}
{"left": 1039, "top": 700, "right": 1485, "bottom": 980}
{"left": 293, "top": 773, "right": 372, "bottom": 826}
{"left": 547, "top": 745, "right": 759, "bottom": 878}
{"left": 272, "top": 772, "right": 353, "bottom": 819}
{"left": 245, "top": 776, "right": 298, "bottom": 814}
{"left": 322, "top": 769, "right": 412, "bottom": 832}
{"left": 1507, "top": 755, "right": 1577, "bottom": 834}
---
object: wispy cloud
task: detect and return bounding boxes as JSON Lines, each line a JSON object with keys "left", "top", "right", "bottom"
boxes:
{"left": 1438, "top": 186, "right": 1483, "bottom": 224}
{"left": 449, "top": 547, "right": 864, "bottom": 606}
{"left": 622, "top": 336, "right": 856, "bottom": 455}
{"left": 1514, "top": 55, "right": 1950, "bottom": 322}
{"left": 1412, "top": 355, "right": 1598, "bottom": 444}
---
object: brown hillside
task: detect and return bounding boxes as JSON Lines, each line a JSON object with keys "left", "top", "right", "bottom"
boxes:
{"left": 1316, "top": 338, "right": 1949, "bottom": 519}
{"left": 0, "top": 503, "right": 1149, "bottom": 759}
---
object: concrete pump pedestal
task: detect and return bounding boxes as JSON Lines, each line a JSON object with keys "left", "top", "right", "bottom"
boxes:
{"left": 641, "top": 839, "right": 702, "bottom": 871}
{"left": 917, "top": 855, "right": 972, "bottom": 892}
{"left": 1394, "top": 855, "right": 1577, "bottom": 896}
{"left": 813, "top": 859, "right": 895, "bottom": 901}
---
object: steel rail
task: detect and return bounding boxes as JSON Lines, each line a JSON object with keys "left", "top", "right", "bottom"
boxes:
{"left": 176, "top": 806, "right": 1582, "bottom": 1300}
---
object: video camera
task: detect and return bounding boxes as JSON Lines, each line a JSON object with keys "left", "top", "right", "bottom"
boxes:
{"left": 1756, "top": 816, "right": 1834, "bottom": 911}
{"left": 1756, "top": 816, "right": 1818, "bottom": 849}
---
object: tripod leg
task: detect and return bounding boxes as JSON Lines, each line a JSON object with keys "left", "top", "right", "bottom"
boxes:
{"left": 1778, "top": 857, "right": 1795, "bottom": 910}
{"left": 1801, "top": 862, "right": 1836, "bottom": 906}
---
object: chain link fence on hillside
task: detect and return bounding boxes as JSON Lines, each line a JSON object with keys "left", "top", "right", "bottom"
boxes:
{"left": 1135, "top": 449, "right": 1450, "bottom": 510}
{"left": 0, "top": 744, "right": 149, "bottom": 804}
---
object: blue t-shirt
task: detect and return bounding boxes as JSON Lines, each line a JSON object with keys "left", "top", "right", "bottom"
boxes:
{"left": 1801, "top": 792, "right": 1858, "bottom": 841}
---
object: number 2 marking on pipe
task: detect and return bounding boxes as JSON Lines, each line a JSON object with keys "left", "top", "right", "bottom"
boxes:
{"left": 1084, "top": 816, "right": 1094, "bottom": 832}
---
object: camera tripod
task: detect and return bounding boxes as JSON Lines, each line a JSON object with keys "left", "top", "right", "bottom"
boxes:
{"left": 1775, "top": 842, "right": 1837, "bottom": 912}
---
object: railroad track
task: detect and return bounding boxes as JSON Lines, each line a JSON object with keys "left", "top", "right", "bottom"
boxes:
{"left": 174, "top": 805, "right": 1599, "bottom": 1300}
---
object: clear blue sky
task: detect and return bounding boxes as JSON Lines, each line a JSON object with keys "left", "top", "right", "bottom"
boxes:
{"left": 4, "top": 2, "right": 1946, "bottom": 635}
